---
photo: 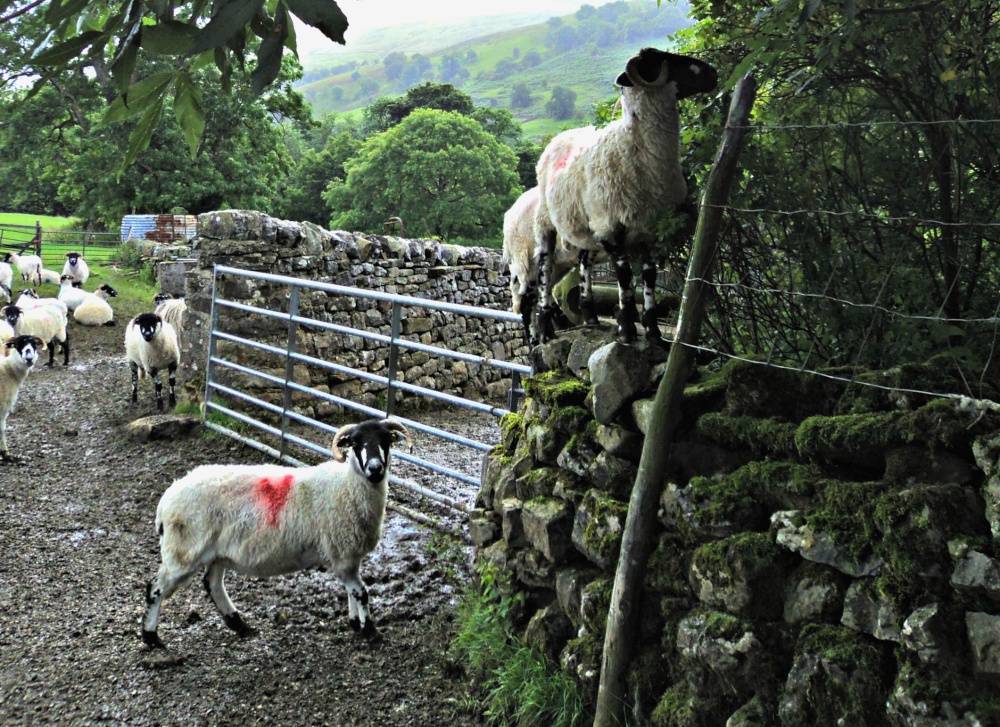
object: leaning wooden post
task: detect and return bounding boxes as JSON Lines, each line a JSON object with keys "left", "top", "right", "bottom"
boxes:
{"left": 593, "top": 74, "right": 758, "bottom": 727}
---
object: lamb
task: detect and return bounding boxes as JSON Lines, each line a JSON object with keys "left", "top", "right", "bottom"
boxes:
{"left": 141, "top": 418, "right": 412, "bottom": 648}
{"left": 125, "top": 312, "right": 180, "bottom": 410}
{"left": 62, "top": 252, "right": 90, "bottom": 285}
{"left": 73, "top": 285, "right": 118, "bottom": 327}
{"left": 57, "top": 274, "right": 90, "bottom": 312}
{"left": 0, "top": 335, "right": 45, "bottom": 462}
{"left": 1, "top": 304, "right": 69, "bottom": 366}
{"left": 3, "top": 252, "right": 42, "bottom": 285}
{"left": 534, "top": 47, "right": 717, "bottom": 343}
{"left": 153, "top": 293, "right": 187, "bottom": 339}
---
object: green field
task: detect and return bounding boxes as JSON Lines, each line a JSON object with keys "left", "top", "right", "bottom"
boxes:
{"left": 0, "top": 213, "right": 82, "bottom": 231}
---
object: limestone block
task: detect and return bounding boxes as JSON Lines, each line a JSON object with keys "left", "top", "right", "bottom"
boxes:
{"left": 966, "top": 611, "right": 1000, "bottom": 675}
{"left": 468, "top": 509, "right": 501, "bottom": 549}
{"left": 840, "top": 579, "right": 901, "bottom": 642}
{"left": 588, "top": 342, "right": 651, "bottom": 424}
{"left": 772, "top": 510, "right": 884, "bottom": 578}
{"left": 524, "top": 603, "right": 575, "bottom": 662}
{"left": 501, "top": 499, "right": 528, "bottom": 548}
{"left": 783, "top": 564, "right": 847, "bottom": 625}
{"left": 951, "top": 549, "right": 1000, "bottom": 602}
{"left": 521, "top": 498, "right": 574, "bottom": 563}
{"left": 556, "top": 567, "right": 601, "bottom": 630}
{"left": 571, "top": 489, "right": 627, "bottom": 570}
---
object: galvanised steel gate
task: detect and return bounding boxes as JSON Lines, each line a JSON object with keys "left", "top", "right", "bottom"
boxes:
{"left": 202, "top": 264, "right": 530, "bottom": 529}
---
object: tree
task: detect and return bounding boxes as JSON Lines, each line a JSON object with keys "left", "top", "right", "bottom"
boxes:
{"left": 2, "top": 0, "right": 351, "bottom": 166}
{"left": 362, "top": 83, "right": 475, "bottom": 134}
{"left": 546, "top": 87, "right": 577, "bottom": 120}
{"left": 327, "top": 109, "right": 521, "bottom": 239}
{"left": 510, "top": 83, "right": 533, "bottom": 109}
{"left": 281, "top": 130, "right": 361, "bottom": 224}
{"left": 438, "top": 54, "right": 470, "bottom": 84}
{"left": 383, "top": 52, "right": 407, "bottom": 81}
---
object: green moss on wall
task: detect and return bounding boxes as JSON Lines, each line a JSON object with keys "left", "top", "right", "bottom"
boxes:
{"left": 804, "top": 480, "right": 888, "bottom": 561}
{"left": 794, "top": 411, "right": 903, "bottom": 460}
{"left": 523, "top": 371, "right": 590, "bottom": 408}
{"left": 695, "top": 413, "right": 799, "bottom": 456}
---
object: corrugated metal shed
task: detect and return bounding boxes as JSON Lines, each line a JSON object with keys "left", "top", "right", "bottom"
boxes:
{"left": 121, "top": 214, "right": 197, "bottom": 243}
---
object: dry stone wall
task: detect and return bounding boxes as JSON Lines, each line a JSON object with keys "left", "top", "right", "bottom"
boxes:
{"left": 178, "top": 210, "right": 525, "bottom": 417}
{"left": 475, "top": 326, "right": 1000, "bottom": 725}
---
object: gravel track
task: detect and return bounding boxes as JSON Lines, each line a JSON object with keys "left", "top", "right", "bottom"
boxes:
{"left": 0, "top": 320, "right": 488, "bottom": 726}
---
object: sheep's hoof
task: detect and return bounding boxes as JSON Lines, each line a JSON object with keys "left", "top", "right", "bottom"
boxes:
{"left": 141, "top": 629, "right": 166, "bottom": 649}
{"left": 0, "top": 452, "right": 20, "bottom": 465}
{"left": 224, "top": 612, "right": 257, "bottom": 638}
{"left": 104, "top": 321, "right": 116, "bottom": 327}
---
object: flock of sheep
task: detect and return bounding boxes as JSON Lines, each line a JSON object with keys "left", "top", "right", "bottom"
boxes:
{"left": 1, "top": 46, "right": 718, "bottom": 651}
{"left": 502, "top": 47, "right": 718, "bottom": 346}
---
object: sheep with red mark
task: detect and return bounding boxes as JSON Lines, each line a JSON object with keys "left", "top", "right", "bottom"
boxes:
{"left": 140, "top": 418, "right": 412, "bottom": 649}
{"left": 534, "top": 47, "right": 717, "bottom": 343}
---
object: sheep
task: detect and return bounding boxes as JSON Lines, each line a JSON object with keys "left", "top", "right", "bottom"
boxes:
{"left": 57, "top": 274, "right": 89, "bottom": 312}
{"left": 1, "top": 304, "right": 69, "bottom": 367}
{"left": 73, "top": 285, "right": 118, "bottom": 327}
{"left": 0, "top": 262, "right": 12, "bottom": 302}
{"left": 140, "top": 418, "right": 412, "bottom": 648}
{"left": 0, "top": 335, "right": 46, "bottom": 463}
{"left": 534, "top": 47, "right": 718, "bottom": 344}
{"left": 36, "top": 268, "right": 63, "bottom": 286}
{"left": 502, "top": 187, "right": 602, "bottom": 346}
{"left": 125, "top": 312, "right": 180, "bottom": 411}
{"left": 14, "top": 288, "right": 68, "bottom": 315}
{"left": 62, "top": 252, "right": 90, "bottom": 285}
{"left": 2, "top": 252, "right": 42, "bottom": 285}
{"left": 153, "top": 293, "right": 187, "bottom": 339}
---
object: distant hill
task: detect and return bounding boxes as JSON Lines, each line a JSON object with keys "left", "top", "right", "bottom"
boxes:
{"left": 295, "top": 0, "right": 694, "bottom": 138}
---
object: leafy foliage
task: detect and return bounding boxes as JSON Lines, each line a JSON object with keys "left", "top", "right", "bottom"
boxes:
{"left": 326, "top": 108, "right": 521, "bottom": 239}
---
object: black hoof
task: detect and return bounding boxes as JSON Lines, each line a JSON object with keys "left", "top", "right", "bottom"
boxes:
{"left": 224, "top": 612, "right": 257, "bottom": 638}
{"left": 142, "top": 629, "right": 166, "bottom": 649}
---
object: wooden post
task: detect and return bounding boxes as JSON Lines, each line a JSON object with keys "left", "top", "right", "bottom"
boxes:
{"left": 34, "top": 221, "right": 42, "bottom": 256}
{"left": 593, "top": 75, "right": 758, "bottom": 727}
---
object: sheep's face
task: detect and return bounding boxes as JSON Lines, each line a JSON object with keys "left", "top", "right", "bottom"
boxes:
{"left": 60, "top": 274, "right": 75, "bottom": 286}
{"left": 134, "top": 313, "right": 163, "bottom": 342}
{"left": 616, "top": 48, "right": 718, "bottom": 101}
{"left": 4, "top": 335, "right": 45, "bottom": 367}
{"left": 66, "top": 252, "right": 82, "bottom": 266}
{"left": 332, "top": 419, "right": 412, "bottom": 484}
{"left": 2, "top": 253, "right": 11, "bottom": 264}
{"left": 153, "top": 293, "right": 173, "bottom": 305}
{"left": 100, "top": 285, "right": 119, "bottom": 298}
{"left": 1, "top": 305, "right": 22, "bottom": 327}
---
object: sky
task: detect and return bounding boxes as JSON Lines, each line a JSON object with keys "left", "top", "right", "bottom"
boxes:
{"left": 292, "top": 0, "right": 638, "bottom": 57}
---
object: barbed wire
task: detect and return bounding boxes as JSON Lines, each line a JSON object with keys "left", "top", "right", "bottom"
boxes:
{"left": 701, "top": 203, "right": 1000, "bottom": 228}
{"left": 737, "top": 119, "right": 1000, "bottom": 131}
{"left": 688, "top": 277, "right": 1000, "bottom": 325}
{"left": 675, "top": 339, "right": 1000, "bottom": 412}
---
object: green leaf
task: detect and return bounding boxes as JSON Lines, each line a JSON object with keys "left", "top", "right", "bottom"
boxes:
{"left": 44, "top": 0, "right": 96, "bottom": 26}
{"left": 250, "top": 2, "right": 288, "bottom": 93}
{"left": 123, "top": 95, "right": 164, "bottom": 168}
{"left": 140, "top": 20, "right": 199, "bottom": 54}
{"left": 214, "top": 47, "right": 233, "bottom": 93}
{"left": 110, "top": 38, "right": 139, "bottom": 95}
{"left": 283, "top": 0, "right": 347, "bottom": 44}
{"left": 174, "top": 70, "right": 205, "bottom": 157}
{"left": 187, "top": 0, "right": 265, "bottom": 56}
{"left": 798, "top": 0, "right": 822, "bottom": 24}
{"left": 30, "top": 29, "right": 106, "bottom": 66}
{"left": 101, "top": 70, "right": 175, "bottom": 124}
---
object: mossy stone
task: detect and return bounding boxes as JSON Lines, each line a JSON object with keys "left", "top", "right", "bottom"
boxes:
{"left": 695, "top": 413, "right": 798, "bottom": 457}
{"left": 523, "top": 370, "right": 590, "bottom": 408}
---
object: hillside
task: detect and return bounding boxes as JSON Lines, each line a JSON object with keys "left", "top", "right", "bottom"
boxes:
{"left": 295, "top": 0, "right": 694, "bottom": 137}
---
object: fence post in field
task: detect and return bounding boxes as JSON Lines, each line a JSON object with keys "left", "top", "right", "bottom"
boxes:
{"left": 593, "top": 74, "right": 758, "bottom": 727}
{"left": 34, "top": 221, "right": 42, "bottom": 256}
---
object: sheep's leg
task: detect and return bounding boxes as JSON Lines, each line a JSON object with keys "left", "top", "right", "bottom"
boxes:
{"left": 203, "top": 561, "right": 256, "bottom": 638}
{"left": 536, "top": 229, "right": 558, "bottom": 343}
{"left": 640, "top": 253, "right": 662, "bottom": 341}
{"left": 338, "top": 563, "right": 376, "bottom": 637}
{"left": 578, "top": 250, "right": 598, "bottom": 325}
{"left": 45, "top": 337, "right": 55, "bottom": 367}
{"left": 142, "top": 566, "right": 198, "bottom": 649}
{"left": 0, "top": 413, "right": 13, "bottom": 463}
{"left": 60, "top": 331, "right": 69, "bottom": 366}
{"left": 151, "top": 368, "right": 163, "bottom": 411}
{"left": 521, "top": 282, "right": 539, "bottom": 348}
{"left": 167, "top": 363, "right": 177, "bottom": 409}
{"left": 130, "top": 362, "right": 139, "bottom": 404}
{"left": 600, "top": 225, "right": 637, "bottom": 343}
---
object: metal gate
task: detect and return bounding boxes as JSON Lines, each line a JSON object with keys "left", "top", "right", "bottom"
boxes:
{"left": 202, "top": 265, "right": 531, "bottom": 530}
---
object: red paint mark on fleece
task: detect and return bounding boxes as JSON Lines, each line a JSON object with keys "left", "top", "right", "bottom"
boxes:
{"left": 550, "top": 146, "right": 573, "bottom": 176}
{"left": 255, "top": 474, "right": 295, "bottom": 527}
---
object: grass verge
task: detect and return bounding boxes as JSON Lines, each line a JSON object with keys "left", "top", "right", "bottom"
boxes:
{"left": 451, "top": 560, "right": 589, "bottom": 727}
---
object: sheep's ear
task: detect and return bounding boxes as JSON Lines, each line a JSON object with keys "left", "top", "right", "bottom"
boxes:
{"left": 331, "top": 424, "right": 356, "bottom": 463}
{"left": 383, "top": 419, "right": 413, "bottom": 453}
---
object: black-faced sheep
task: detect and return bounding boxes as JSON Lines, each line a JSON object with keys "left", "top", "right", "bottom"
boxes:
{"left": 153, "top": 293, "right": 186, "bottom": 339}
{"left": 57, "top": 274, "right": 89, "bottom": 312}
{"left": 62, "top": 252, "right": 90, "bottom": 285}
{"left": 1, "top": 304, "right": 69, "bottom": 367}
{"left": 2, "top": 252, "right": 42, "bottom": 285}
{"left": 125, "top": 312, "right": 180, "bottom": 411}
{"left": 141, "top": 418, "right": 412, "bottom": 648}
{"left": 534, "top": 47, "right": 718, "bottom": 343}
{"left": 73, "top": 285, "right": 118, "bottom": 327}
{"left": 0, "top": 335, "right": 45, "bottom": 463}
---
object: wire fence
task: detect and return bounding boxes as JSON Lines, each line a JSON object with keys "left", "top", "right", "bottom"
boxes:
{"left": 674, "top": 113, "right": 1000, "bottom": 408}
{"left": 0, "top": 221, "right": 123, "bottom": 268}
